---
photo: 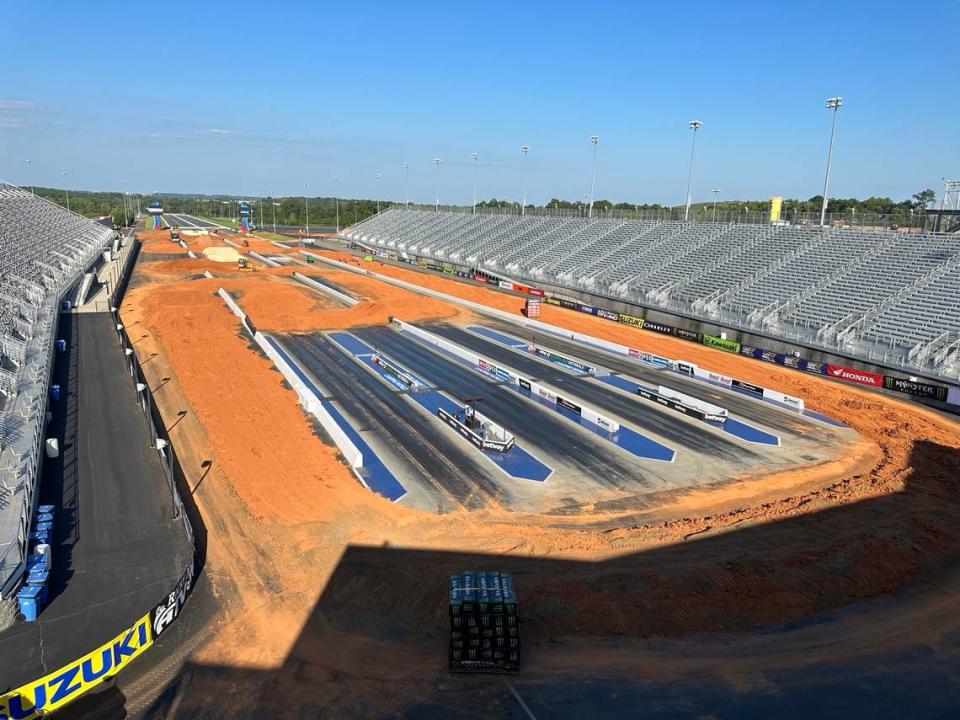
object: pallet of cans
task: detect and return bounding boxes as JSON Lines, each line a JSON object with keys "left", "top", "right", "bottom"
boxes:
{"left": 449, "top": 570, "right": 520, "bottom": 673}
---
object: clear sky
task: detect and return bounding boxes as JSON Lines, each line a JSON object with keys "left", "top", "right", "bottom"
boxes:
{"left": 2, "top": 0, "right": 956, "bottom": 206}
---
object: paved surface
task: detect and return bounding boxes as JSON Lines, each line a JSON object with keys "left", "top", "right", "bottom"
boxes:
{"left": 0, "top": 313, "right": 192, "bottom": 690}
{"left": 160, "top": 214, "right": 224, "bottom": 229}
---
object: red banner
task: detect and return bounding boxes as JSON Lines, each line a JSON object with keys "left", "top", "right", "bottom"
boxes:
{"left": 826, "top": 364, "right": 883, "bottom": 387}
{"left": 528, "top": 288, "right": 545, "bottom": 297}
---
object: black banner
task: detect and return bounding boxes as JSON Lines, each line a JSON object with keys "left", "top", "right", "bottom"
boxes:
{"left": 883, "top": 376, "right": 948, "bottom": 400}
{"left": 596, "top": 308, "right": 619, "bottom": 321}
{"left": 152, "top": 560, "right": 197, "bottom": 638}
{"left": 674, "top": 327, "right": 702, "bottom": 342}
{"left": 636, "top": 387, "right": 706, "bottom": 421}
{"left": 518, "top": 378, "right": 531, "bottom": 391}
{"left": 643, "top": 320, "right": 674, "bottom": 335}
{"left": 732, "top": 379, "right": 763, "bottom": 395}
{"left": 560, "top": 299, "right": 578, "bottom": 310}
{"left": 438, "top": 408, "right": 484, "bottom": 450}
{"left": 556, "top": 396, "right": 582, "bottom": 416}
{"left": 677, "top": 362, "right": 695, "bottom": 376}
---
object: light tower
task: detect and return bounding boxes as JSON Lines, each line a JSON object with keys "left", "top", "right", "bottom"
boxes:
{"left": 684, "top": 120, "right": 703, "bottom": 221}
{"left": 711, "top": 188, "right": 720, "bottom": 221}
{"left": 62, "top": 170, "right": 70, "bottom": 212}
{"left": 471, "top": 153, "right": 479, "bottom": 213}
{"left": 375, "top": 173, "right": 382, "bottom": 213}
{"left": 820, "top": 96, "right": 843, "bottom": 227}
{"left": 587, "top": 135, "right": 599, "bottom": 219}
{"left": 304, "top": 182, "right": 310, "bottom": 236}
{"left": 334, "top": 176, "right": 340, "bottom": 232}
{"left": 403, "top": 162, "right": 409, "bottom": 207}
{"left": 25, "top": 159, "right": 34, "bottom": 195}
{"left": 433, "top": 158, "right": 441, "bottom": 212}
{"left": 520, "top": 145, "right": 531, "bottom": 216}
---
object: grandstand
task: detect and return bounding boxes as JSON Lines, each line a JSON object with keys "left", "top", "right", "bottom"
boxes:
{"left": 0, "top": 182, "right": 114, "bottom": 598}
{"left": 343, "top": 208, "right": 960, "bottom": 378}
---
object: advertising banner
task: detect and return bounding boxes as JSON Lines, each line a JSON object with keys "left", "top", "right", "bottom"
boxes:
{"left": 498, "top": 280, "right": 513, "bottom": 290}
{"left": 545, "top": 296, "right": 561, "bottom": 306}
{"left": 702, "top": 334, "right": 741, "bottom": 353}
{"left": 760, "top": 349, "right": 779, "bottom": 364}
{"left": 518, "top": 378, "right": 531, "bottom": 391}
{"left": 826, "top": 364, "right": 883, "bottom": 387}
{"left": 556, "top": 396, "right": 582, "bottom": 416}
{"left": 532, "top": 347, "right": 591, "bottom": 373}
{"left": 0, "top": 614, "right": 154, "bottom": 718}
{"left": 782, "top": 355, "right": 802, "bottom": 369}
{"left": 578, "top": 304, "right": 598, "bottom": 315}
{"left": 152, "top": 561, "right": 197, "bottom": 638}
{"left": 804, "top": 360, "right": 828, "bottom": 375}
{"left": 677, "top": 362, "right": 695, "bottom": 376}
{"left": 643, "top": 320, "right": 675, "bottom": 335}
{"left": 636, "top": 387, "right": 706, "bottom": 421}
{"left": 528, "top": 288, "right": 545, "bottom": 297}
{"left": 882, "top": 376, "right": 948, "bottom": 400}
{"left": 618, "top": 313, "right": 644, "bottom": 327}
{"left": 560, "top": 299, "right": 579, "bottom": 310}
{"left": 674, "top": 327, "right": 702, "bottom": 342}
{"left": 473, "top": 273, "right": 486, "bottom": 282}
{"left": 596, "top": 308, "right": 619, "bottom": 321}
{"left": 732, "top": 379, "right": 764, "bottom": 395}
{"left": 948, "top": 387, "right": 960, "bottom": 407}
{"left": 694, "top": 367, "right": 734, "bottom": 387}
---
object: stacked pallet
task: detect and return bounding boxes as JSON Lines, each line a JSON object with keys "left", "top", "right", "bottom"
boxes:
{"left": 449, "top": 570, "right": 520, "bottom": 673}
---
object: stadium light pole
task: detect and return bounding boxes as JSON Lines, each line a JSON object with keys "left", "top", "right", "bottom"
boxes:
{"left": 304, "top": 182, "right": 310, "bottom": 237}
{"left": 333, "top": 176, "right": 340, "bottom": 232}
{"left": 520, "top": 145, "right": 530, "bottom": 216}
{"left": 684, "top": 120, "right": 703, "bottom": 221}
{"left": 25, "top": 159, "right": 34, "bottom": 195}
{"left": 375, "top": 173, "right": 381, "bottom": 213}
{"left": 271, "top": 191, "right": 277, "bottom": 233}
{"left": 471, "top": 153, "right": 479, "bottom": 213}
{"left": 120, "top": 180, "right": 129, "bottom": 228}
{"left": 711, "top": 188, "right": 720, "bottom": 221}
{"left": 587, "top": 135, "right": 599, "bottom": 219}
{"left": 62, "top": 170, "right": 70, "bottom": 212}
{"left": 403, "top": 162, "right": 409, "bottom": 207}
{"left": 819, "top": 96, "right": 843, "bottom": 227}
{"left": 433, "top": 158, "right": 441, "bottom": 212}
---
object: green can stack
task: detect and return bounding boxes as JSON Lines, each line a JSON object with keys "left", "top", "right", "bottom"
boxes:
{"left": 449, "top": 570, "right": 520, "bottom": 673}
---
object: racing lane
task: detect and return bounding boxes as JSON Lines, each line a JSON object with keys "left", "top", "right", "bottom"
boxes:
{"left": 162, "top": 213, "right": 222, "bottom": 229}
{"left": 425, "top": 323, "right": 759, "bottom": 463}
{"left": 482, "top": 318, "right": 835, "bottom": 440}
{"left": 358, "top": 326, "right": 658, "bottom": 491}
{"left": 281, "top": 333, "right": 503, "bottom": 508}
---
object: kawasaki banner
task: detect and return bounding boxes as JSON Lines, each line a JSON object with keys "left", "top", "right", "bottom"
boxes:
{"left": 702, "top": 335, "right": 741, "bottom": 353}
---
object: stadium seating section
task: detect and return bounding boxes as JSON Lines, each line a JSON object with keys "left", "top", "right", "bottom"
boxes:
{"left": 0, "top": 183, "right": 113, "bottom": 596}
{"left": 344, "top": 209, "right": 960, "bottom": 375}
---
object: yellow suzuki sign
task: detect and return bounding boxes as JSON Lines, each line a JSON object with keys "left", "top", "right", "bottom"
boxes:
{"left": 0, "top": 613, "right": 153, "bottom": 719}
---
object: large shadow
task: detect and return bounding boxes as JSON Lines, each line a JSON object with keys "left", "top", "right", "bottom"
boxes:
{"left": 127, "top": 437, "right": 960, "bottom": 719}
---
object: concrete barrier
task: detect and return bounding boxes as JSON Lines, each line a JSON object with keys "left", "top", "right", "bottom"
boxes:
{"left": 203, "top": 270, "right": 214, "bottom": 279}
{"left": 249, "top": 251, "right": 280, "bottom": 268}
{"left": 217, "top": 288, "right": 246, "bottom": 322}
{"left": 393, "top": 318, "right": 620, "bottom": 432}
{"left": 292, "top": 272, "right": 358, "bottom": 306}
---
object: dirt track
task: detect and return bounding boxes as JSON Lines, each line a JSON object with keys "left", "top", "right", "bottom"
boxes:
{"left": 114, "top": 230, "right": 960, "bottom": 718}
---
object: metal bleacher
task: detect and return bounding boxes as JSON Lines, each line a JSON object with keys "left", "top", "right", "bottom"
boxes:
{"left": 0, "top": 182, "right": 113, "bottom": 598}
{"left": 343, "top": 208, "right": 960, "bottom": 377}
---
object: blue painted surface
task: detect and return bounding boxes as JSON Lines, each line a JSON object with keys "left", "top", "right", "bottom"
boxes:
{"left": 331, "top": 332, "right": 551, "bottom": 482}
{"left": 266, "top": 335, "right": 407, "bottom": 501}
{"left": 514, "top": 385, "right": 675, "bottom": 462}
{"left": 468, "top": 325, "right": 591, "bottom": 375}
{"left": 599, "top": 375, "right": 780, "bottom": 446}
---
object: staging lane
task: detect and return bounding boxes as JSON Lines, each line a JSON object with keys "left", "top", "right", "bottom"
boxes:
{"left": 425, "top": 323, "right": 760, "bottom": 464}
{"left": 281, "top": 333, "right": 502, "bottom": 509}
{"left": 358, "top": 326, "right": 659, "bottom": 491}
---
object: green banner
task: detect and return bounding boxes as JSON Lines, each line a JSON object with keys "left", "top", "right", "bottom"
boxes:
{"left": 702, "top": 334, "right": 741, "bottom": 353}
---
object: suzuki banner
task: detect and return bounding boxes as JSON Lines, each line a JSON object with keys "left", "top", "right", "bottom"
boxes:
{"left": 826, "top": 364, "right": 883, "bottom": 387}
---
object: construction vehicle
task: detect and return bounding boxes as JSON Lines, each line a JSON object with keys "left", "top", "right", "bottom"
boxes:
{"left": 170, "top": 227, "right": 180, "bottom": 240}
{"left": 237, "top": 257, "right": 256, "bottom": 271}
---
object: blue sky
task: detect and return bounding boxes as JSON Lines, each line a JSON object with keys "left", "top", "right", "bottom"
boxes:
{"left": 2, "top": 0, "right": 956, "bottom": 205}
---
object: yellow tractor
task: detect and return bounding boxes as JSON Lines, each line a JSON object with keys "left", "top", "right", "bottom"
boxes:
{"left": 237, "top": 256, "right": 256, "bottom": 271}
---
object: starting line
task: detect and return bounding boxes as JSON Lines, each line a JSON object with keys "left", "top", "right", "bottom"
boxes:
{"left": 327, "top": 332, "right": 552, "bottom": 482}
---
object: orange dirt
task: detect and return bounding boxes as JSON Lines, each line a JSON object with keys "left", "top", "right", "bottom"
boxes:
{"left": 118, "top": 237, "right": 960, "bottom": 716}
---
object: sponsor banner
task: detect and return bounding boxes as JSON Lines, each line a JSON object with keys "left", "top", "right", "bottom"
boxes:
{"left": 674, "top": 327, "right": 702, "bottom": 342}
{"left": 532, "top": 347, "right": 591, "bottom": 373}
{"left": 636, "top": 387, "right": 707, "bottom": 422}
{"left": 538, "top": 387, "right": 557, "bottom": 404}
{"left": 438, "top": 407, "right": 484, "bottom": 450}
{"left": 512, "top": 283, "right": 528, "bottom": 293}
{"left": 643, "top": 320, "right": 674, "bottom": 335}
{"left": 804, "top": 360, "right": 828, "bottom": 375}
{"left": 528, "top": 288, "right": 545, "bottom": 297}
{"left": 827, "top": 364, "right": 883, "bottom": 387}
{"left": 473, "top": 273, "right": 486, "bottom": 282}
{"left": 618, "top": 313, "right": 644, "bottom": 327}
{"left": 1, "top": 613, "right": 153, "bottom": 718}
{"left": 596, "top": 308, "right": 619, "bottom": 321}
{"left": 702, "top": 334, "right": 741, "bottom": 353}
{"left": 676, "top": 362, "right": 695, "bottom": 376}
{"left": 760, "top": 349, "right": 779, "bottom": 364}
{"left": 740, "top": 344, "right": 763, "bottom": 360}
{"left": 545, "top": 296, "right": 562, "bottom": 306}
{"left": 578, "top": 304, "right": 598, "bottom": 315}
{"left": 556, "top": 396, "right": 582, "bottom": 416}
{"left": 518, "top": 378, "right": 531, "bottom": 391}
{"left": 427, "top": 263, "right": 443, "bottom": 272}
{"left": 732, "top": 379, "right": 764, "bottom": 395}
{"left": 152, "top": 560, "right": 196, "bottom": 638}
{"left": 782, "top": 355, "right": 802, "bottom": 369}
{"left": 948, "top": 387, "right": 960, "bottom": 407}
{"left": 693, "top": 367, "right": 734, "bottom": 387}
{"left": 762, "top": 388, "right": 805, "bottom": 411}
{"left": 498, "top": 280, "right": 513, "bottom": 290}
{"left": 882, "top": 376, "right": 948, "bottom": 401}
{"left": 559, "top": 299, "right": 578, "bottom": 310}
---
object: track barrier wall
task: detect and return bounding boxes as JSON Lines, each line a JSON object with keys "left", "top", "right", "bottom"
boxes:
{"left": 0, "top": 233, "right": 205, "bottom": 719}
{"left": 292, "top": 272, "right": 359, "bottom": 306}
{"left": 249, "top": 250, "right": 280, "bottom": 268}
{"left": 392, "top": 318, "right": 621, "bottom": 433}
